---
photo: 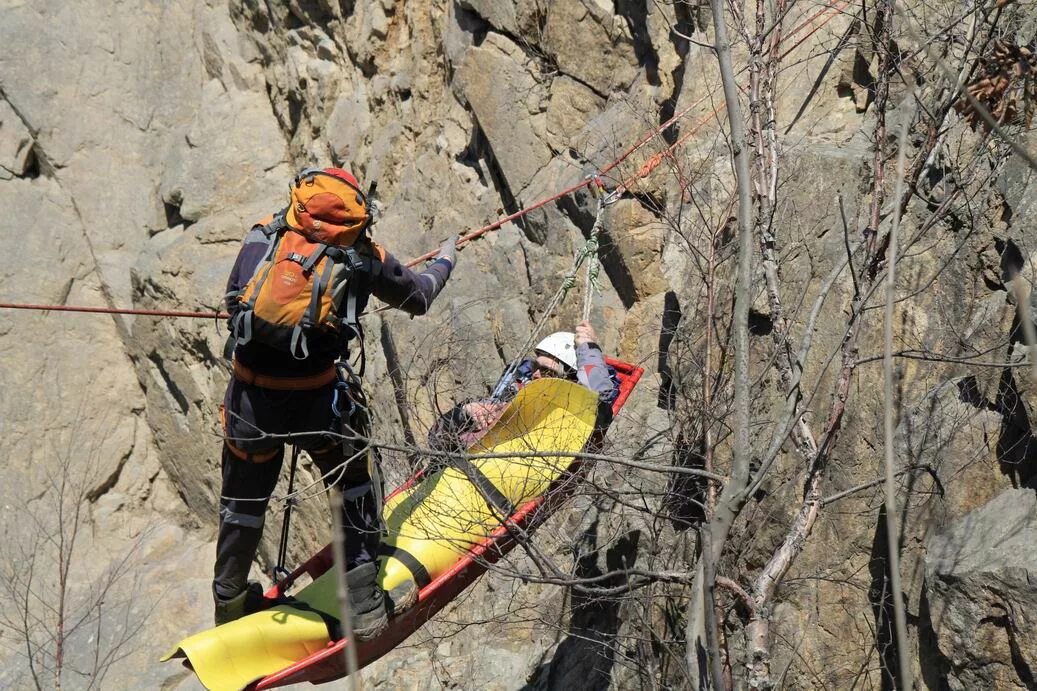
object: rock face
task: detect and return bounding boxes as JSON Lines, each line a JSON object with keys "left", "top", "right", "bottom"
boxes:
{"left": 925, "top": 489, "right": 1037, "bottom": 690}
{"left": 0, "top": 99, "right": 34, "bottom": 179}
{"left": 0, "top": 0, "right": 1035, "bottom": 689}
{"left": 543, "top": 0, "right": 640, "bottom": 96}
{"left": 459, "top": 32, "right": 553, "bottom": 193}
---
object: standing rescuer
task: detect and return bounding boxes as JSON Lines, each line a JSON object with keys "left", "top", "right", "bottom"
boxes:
{"left": 215, "top": 167, "right": 456, "bottom": 638}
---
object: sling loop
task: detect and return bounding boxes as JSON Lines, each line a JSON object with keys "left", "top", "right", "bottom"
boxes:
{"left": 492, "top": 197, "right": 611, "bottom": 400}
{"left": 274, "top": 444, "right": 301, "bottom": 582}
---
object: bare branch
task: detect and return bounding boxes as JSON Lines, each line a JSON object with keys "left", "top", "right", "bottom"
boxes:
{"left": 881, "top": 85, "right": 914, "bottom": 691}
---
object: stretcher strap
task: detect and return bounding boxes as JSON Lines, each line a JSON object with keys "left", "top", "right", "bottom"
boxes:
{"left": 452, "top": 456, "right": 517, "bottom": 518}
{"left": 377, "top": 544, "right": 432, "bottom": 588}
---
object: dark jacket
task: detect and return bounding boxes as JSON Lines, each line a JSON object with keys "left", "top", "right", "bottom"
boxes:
{"left": 226, "top": 225, "right": 452, "bottom": 377}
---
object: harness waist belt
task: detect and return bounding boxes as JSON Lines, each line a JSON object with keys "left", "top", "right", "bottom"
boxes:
{"left": 233, "top": 359, "right": 337, "bottom": 390}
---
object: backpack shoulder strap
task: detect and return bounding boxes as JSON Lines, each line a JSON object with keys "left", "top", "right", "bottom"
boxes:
{"left": 259, "top": 209, "right": 289, "bottom": 237}
{"left": 224, "top": 213, "right": 289, "bottom": 355}
{"left": 339, "top": 245, "right": 368, "bottom": 334}
{"left": 329, "top": 236, "right": 380, "bottom": 377}
{"left": 364, "top": 238, "right": 385, "bottom": 276}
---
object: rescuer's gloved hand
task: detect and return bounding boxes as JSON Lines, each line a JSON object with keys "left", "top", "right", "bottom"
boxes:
{"left": 438, "top": 234, "right": 459, "bottom": 267}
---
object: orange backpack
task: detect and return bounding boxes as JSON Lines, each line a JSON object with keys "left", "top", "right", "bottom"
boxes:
{"left": 226, "top": 169, "right": 382, "bottom": 361}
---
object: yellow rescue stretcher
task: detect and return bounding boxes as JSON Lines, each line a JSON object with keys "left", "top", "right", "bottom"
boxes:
{"left": 163, "top": 375, "right": 632, "bottom": 691}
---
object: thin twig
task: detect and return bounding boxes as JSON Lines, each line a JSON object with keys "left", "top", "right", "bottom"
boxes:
{"left": 330, "top": 489, "right": 361, "bottom": 691}
{"left": 821, "top": 465, "right": 940, "bottom": 506}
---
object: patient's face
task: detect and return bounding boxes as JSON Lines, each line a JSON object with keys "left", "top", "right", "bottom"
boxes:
{"left": 532, "top": 354, "right": 565, "bottom": 379}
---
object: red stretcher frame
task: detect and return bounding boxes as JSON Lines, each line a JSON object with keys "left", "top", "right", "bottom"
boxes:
{"left": 252, "top": 358, "right": 644, "bottom": 689}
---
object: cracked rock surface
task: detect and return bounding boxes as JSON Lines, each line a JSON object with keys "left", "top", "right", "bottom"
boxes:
{"left": 925, "top": 489, "right": 1037, "bottom": 690}
{"left": 1, "top": 1, "right": 1036, "bottom": 689}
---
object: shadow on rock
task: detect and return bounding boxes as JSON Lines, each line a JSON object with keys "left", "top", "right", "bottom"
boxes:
{"left": 523, "top": 523, "right": 641, "bottom": 691}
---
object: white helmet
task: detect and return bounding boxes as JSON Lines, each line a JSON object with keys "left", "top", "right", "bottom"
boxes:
{"left": 534, "top": 331, "right": 577, "bottom": 371}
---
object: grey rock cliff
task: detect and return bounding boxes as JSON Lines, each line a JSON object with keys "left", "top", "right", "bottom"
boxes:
{"left": 0, "top": 0, "right": 1035, "bottom": 689}
{"left": 925, "top": 489, "right": 1037, "bottom": 690}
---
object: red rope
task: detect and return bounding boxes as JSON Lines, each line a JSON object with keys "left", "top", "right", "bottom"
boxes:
{"left": 408, "top": 0, "right": 849, "bottom": 265}
{"left": 0, "top": 1, "right": 847, "bottom": 319}
{"left": 404, "top": 177, "right": 597, "bottom": 267}
{"left": 0, "top": 302, "right": 228, "bottom": 319}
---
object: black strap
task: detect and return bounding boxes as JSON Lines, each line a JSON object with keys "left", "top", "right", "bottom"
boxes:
{"left": 327, "top": 244, "right": 375, "bottom": 376}
{"left": 377, "top": 544, "right": 432, "bottom": 589}
{"left": 305, "top": 253, "right": 336, "bottom": 327}
{"left": 275, "top": 445, "right": 300, "bottom": 579}
{"left": 260, "top": 209, "right": 289, "bottom": 236}
{"left": 301, "top": 243, "right": 328, "bottom": 273}
{"left": 452, "top": 456, "right": 516, "bottom": 518}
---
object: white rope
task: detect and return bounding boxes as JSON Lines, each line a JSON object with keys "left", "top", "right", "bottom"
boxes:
{"left": 492, "top": 200, "right": 608, "bottom": 398}
{"left": 582, "top": 201, "right": 606, "bottom": 321}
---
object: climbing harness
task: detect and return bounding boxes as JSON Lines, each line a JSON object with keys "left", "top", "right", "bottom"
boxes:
{"left": 253, "top": 363, "right": 380, "bottom": 585}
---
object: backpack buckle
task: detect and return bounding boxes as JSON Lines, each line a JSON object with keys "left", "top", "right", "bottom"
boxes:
{"left": 294, "top": 167, "right": 322, "bottom": 187}
{"left": 343, "top": 247, "right": 366, "bottom": 272}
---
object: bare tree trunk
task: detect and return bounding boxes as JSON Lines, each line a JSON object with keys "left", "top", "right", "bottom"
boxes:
{"left": 703, "top": 223, "right": 718, "bottom": 512}
{"left": 882, "top": 89, "right": 914, "bottom": 691}
{"left": 685, "top": 560, "right": 707, "bottom": 689}
{"left": 700, "top": 528, "right": 728, "bottom": 690}
{"left": 707, "top": 0, "right": 755, "bottom": 571}
{"left": 687, "top": 0, "right": 757, "bottom": 685}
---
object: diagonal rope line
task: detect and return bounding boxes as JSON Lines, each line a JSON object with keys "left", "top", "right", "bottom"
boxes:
{"left": 0, "top": 0, "right": 849, "bottom": 320}
{"left": 492, "top": 200, "right": 609, "bottom": 398}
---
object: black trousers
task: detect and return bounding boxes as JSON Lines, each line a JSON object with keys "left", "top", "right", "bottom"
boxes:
{"left": 212, "top": 376, "right": 380, "bottom": 602}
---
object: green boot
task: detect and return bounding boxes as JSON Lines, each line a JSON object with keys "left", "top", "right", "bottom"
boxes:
{"left": 214, "top": 582, "right": 269, "bottom": 626}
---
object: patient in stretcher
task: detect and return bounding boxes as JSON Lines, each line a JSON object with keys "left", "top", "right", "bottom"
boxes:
{"left": 428, "top": 319, "right": 618, "bottom": 453}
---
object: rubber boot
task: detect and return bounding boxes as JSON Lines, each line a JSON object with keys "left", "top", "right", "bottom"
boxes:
{"left": 386, "top": 577, "right": 418, "bottom": 617}
{"left": 214, "top": 581, "right": 270, "bottom": 626}
{"left": 346, "top": 562, "right": 388, "bottom": 641}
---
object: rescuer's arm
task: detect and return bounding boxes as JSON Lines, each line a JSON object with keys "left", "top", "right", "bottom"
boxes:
{"left": 370, "top": 236, "right": 456, "bottom": 316}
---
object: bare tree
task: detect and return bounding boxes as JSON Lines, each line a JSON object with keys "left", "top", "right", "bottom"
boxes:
{"left": 0, "top": 417, "right": 150, "bottom": 691}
